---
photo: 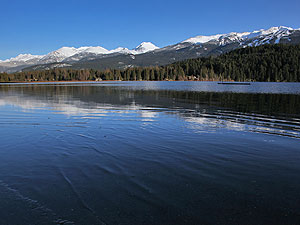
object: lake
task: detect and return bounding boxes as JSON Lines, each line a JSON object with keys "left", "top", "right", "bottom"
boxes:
{"left": 0, "top": 81, "right": 300, "bottom": 225}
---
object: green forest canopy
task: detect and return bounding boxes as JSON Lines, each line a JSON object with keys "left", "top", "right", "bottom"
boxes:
{"left": 1, "top": 44, "right": 299, "bottom": 82}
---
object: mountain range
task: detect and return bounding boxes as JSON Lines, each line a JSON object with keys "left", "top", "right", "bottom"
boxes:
{"left": 1, "top": 26, "right": 300, "bottom": 73}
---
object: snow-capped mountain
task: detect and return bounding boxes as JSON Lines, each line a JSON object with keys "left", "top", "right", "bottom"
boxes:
{"left": 3, "top": 54, "right": 44, "bottom": 63}
{"left": 42, "top": 42, "right": 159, "bottom": 63}
{"left": 39, "top": 46, "right": 124, "bottom": 63}
{"left": 182, "top": 26, "right": 299, "bottom": 47}
{"left": 0, "top": 54, "right": 45, "bottom": 73}
{"left": 64, "top": 42, "right": 159, "bottom": 63}
{"left": 132, "top": 42, "right": 159, "bottom": 54}
{"left": 1, "top": 26, "right": 300, "bottom": 73}
{"left": 0, "top": 42, "right": 159, "bottom": 67}
{"left": 39, "top": 47, "right": 79, "bottom": 64}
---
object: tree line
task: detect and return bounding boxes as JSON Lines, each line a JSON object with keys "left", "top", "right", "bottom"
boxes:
{"left": 0, "top": 44, "right": 299, "bottom": 82}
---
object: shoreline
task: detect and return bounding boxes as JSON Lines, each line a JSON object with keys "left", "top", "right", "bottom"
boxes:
{"left": 0, "top": 80, "right": 296, "bottom": 84}
{"left": 0, "top": 80, "right": 273, "bottom": 84}
{"left": 0, "top": 80, "right": 235, "bottom": 84}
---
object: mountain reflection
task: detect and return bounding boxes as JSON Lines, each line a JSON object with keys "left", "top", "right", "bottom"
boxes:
{"left": 0, "top": 84, "right": 300, "bottom": 138}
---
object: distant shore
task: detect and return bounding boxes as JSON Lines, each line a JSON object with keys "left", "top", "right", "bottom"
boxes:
{"left": 0, "top": 79, "right": 240, "bottom": 84}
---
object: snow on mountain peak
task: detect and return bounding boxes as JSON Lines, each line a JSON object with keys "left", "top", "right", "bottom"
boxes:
{"left": 108, "top": 42, "right": 159, "bottom": 55}
{"left": 55, "top": 47, "right": 79, "bottom": 57}
{"left": 109, "top": 47, "right": 132, "bottom": 54}
{"left": 1, "top": 26, "right": 298, "bottom": 67}
{"left": 39, "top": 47, "right": 79, "bottom": 63}
{"left": 0, "top": 42, "right": 160, "bottom": 65}
{"left": 182, "top": 26, "right": 298, "bottom": 45}
{"left": 3, "top": 54, "right": 44, "bottom": 63}
{"left": 78, "top": 46, "right": 109, "bottom": 54}
{"left": 40, "top": 46, "right": 110, "bottom": 63}
{"left": 254, "top": 26, "right": 292, "bottom": 36}
{"left": 134, "top": 42, "right": 159, "bottom": 53}
{"left": 183, "top": 34, "right": 223, "bottom": 44}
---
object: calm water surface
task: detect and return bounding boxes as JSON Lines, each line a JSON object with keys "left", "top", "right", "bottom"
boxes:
{"left": 0, "top": 81, "right": 300, "bottom": 225}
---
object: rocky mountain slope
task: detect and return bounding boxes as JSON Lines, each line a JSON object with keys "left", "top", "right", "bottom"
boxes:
{"left": 1, "top": 26, "right": 299, "bottom": 73}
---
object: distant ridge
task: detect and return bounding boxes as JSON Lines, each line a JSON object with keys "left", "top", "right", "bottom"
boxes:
{"left": 1, "top": 26, "right": 300, "bottom": 73}
{"left": 1, "top": 44, "right": 299, "bottom": 83}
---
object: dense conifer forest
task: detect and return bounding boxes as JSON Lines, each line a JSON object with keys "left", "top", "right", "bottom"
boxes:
{"left": 0, "top": 44, "right": 299, "bottom": 82}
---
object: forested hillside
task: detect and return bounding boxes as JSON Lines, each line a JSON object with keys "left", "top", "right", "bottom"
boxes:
{"left": 1, "top": 44, "right": 299, "bottom": 82}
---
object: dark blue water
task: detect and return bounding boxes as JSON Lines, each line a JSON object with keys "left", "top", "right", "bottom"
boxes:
{"left": 0, "top": 81, "right": 300, "bottom": 224}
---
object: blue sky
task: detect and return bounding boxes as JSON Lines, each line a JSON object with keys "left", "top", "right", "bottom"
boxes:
{"left": 1, "top": 0, "right": 300, "bottom": 60}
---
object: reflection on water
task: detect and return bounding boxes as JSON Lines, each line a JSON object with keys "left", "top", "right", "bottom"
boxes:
{"left": 1, "top": 84, "right": 300, "bottom": 138}
{"left": 0, "top": 82, "right": 300, "bottom": 224}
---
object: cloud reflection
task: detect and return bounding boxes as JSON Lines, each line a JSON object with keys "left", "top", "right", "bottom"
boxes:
{"left": 0, "top": 89, "right": 299, "bottom": 139}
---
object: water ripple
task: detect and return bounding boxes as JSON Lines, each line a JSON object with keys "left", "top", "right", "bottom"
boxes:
{"left": 0, "top": 180, "right": 75, "bottom": 225}
{"left": 58, "top": 169, "right": 107, "bottom": 225}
